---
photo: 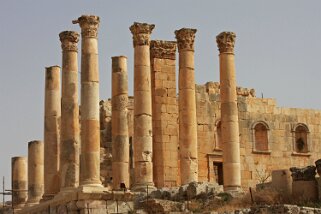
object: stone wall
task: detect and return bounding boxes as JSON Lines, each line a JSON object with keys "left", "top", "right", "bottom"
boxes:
{"left": 195, "top": 81, "right": 321, "bottom": 189}
{"left": 100, "top": 81, "right": 321, "bottom": 189}
{"left": 151, "top": 56, "right": 179, "bottom": 188}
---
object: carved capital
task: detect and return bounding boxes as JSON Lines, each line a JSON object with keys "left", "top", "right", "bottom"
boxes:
{"left": 175, "top": 28, "right": 197, "bottom": 52}
{"left": 59, "top": 31, "right": 79, "bottom": 52}
{"left": 290, "top": 166, "right": 316, "bottom": 181}
{"left": 129, "top": 22, "right": 155, "bottom": 47}
{"left": 72, "top": 15, "right": 100, "bottom": 38}
{"left": 150, "top": 40, "right": 177, "bottom": 60}
{"left": 216, "top": 31, "right": 236, "bottom": 53}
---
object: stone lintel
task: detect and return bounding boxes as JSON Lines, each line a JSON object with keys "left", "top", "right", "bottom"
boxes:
{"left": 175, "top": 28, "right": 197, "bottom": 52}
{"left": 216, "top": 31, "right": 236, "bottom": 54}
{"left": 129, "top": 22, "right": 155, "bottom": 47}
{"left": 72, "top": 15, "right": 100, "bottom": 38}
{"left": 59, "top": 31, "right": 79, "bottom": 52}
{"left": 150, "top": 40, "right": 177, "bottom": 60}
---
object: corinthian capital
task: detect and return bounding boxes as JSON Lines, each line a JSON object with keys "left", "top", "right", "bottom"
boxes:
{"left": 72, "top": 15, "right": 100, "bottom": 38}
{"left": 175, "top": 28, "right": 197, "bottom": 52}
{"left": 59, "top": 31, "right": 79, "bottom": 52}
{"left": 216, "top": 31, "right": 236, "bottom": 53}
{"left": 129, "top": 22, "right": 155, "bottom": 47}
{"left": 150, "top": 40, "right": 177, "bottom": 60}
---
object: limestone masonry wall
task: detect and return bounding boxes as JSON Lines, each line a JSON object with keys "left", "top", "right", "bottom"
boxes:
{"left": 100, "top": 81, "right": 321, "bottom": 190}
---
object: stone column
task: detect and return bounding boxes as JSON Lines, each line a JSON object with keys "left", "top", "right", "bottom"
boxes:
{"left": 73, "top": 15, "right": 102, "bottom": 187}
{"left": 216, "top": 32, "right": 241, "bottom": 190}
{"left": 111, "top": 56, "right": 129, "bottom": 189}
{"left": 43, "top": 66, "right": 61, "bottom": 200}
{"left": 150, "top": 40, "right": 179, "bottom": 187}
{"left": 175, "top": 28, "right": 198, "bottom": 185}
{"left": 58, "top": 31, "right": 80, "bottom": 192}
{"left": 27, "top": 140, "right": 44, "bottom": 205}
{"left": 11, "top": 157, "right": 27, "bottom": 209}
{"left": 129, "top": 22, "right": 155, "bottom": 190}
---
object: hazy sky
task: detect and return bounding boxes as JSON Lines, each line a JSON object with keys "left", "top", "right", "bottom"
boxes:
{"left": 1, "top": 1, "right": 321, "bottom": 199}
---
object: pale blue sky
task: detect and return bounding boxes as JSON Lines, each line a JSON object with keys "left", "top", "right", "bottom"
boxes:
{"left": 1, "top": 1, "right": 321, "bottom": 199}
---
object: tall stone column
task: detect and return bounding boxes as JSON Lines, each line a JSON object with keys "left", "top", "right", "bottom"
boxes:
{"left": 130, "top": 22, "right": 155, "bottom": 190}
{"left": 43, "top": 66, "right": 61, "bottom": 200}
{"left": 11, "top": 157, "right": 27, "bottom": 209}
{"left": 150, "top": 40, "right": 179, "bottom": 187}
{"left": 216, "top": 32, "right": 241, "bottom": 191}
{"left": 73, "top": 15, "right": 102, "bottom": 187}
{"left": 111, "top": 56, "right": 129, "bottom": 189}
{"left": 27, "top": 140, "right": 44, "bottom": 205}
{"left": 58, "top": 31, "right": 80, "bottom": 192}
{"left": 175, "top": 28, "right": 198, "bottom": 185}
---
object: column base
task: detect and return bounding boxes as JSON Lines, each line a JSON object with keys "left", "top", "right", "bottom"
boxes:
{"left": 41, "top": 193, "right": 55, "bottom": 202}
{"left": 78, "top": 183, "right": 109, "bottom": 194}
{"left": 25, "top": 199, "right": 41, "bottom": 207}
{"left": 224, "top": 186, "right": 244, "bottom": 197}
{"left": 131, "top": 183, "right": 156, "bottom": 192}
{"left": 54, "top": 188, "right": 78, "bottom": 201}
{"left": 12, "top": 203, "right": 26, "bottom": 210}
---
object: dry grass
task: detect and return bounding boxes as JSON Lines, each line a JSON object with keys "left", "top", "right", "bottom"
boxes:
{"left": 204, "top": 188, "right": 285, "bottom": 213}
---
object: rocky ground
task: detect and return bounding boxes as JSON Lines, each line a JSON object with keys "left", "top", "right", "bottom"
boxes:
{"left": 134, "top": 182, "right": 321, "bottom": 213}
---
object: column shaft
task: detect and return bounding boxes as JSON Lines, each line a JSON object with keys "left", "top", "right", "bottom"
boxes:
{"left": 175, "top": 28, "right": 198, "bottom": 185}
{"left": 59, "top": 31, "right": 80, "bottom": 191}
{"left": 27, "top": 140, "right": 44, "bottom": 205}
{"left": 216, "top": 32, "right": 241, "bottom": 190}
{"left": 43, "top": 66, "right": 61, "bottom": 200}
{"left": 11, "top": 157, "right": 27, "bottom": 208}
{"left": 130, "top": 22, "right": 155, "bottom": 190}
{"left": 111, "top": 56, "right": 129, "bottom": 189}
{"left": 73, "top": 15, "right": 101, "bottom": 187}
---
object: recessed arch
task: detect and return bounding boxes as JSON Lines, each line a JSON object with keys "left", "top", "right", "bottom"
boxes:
{"left": 292, "top": 123, "right": 309, "bottom": 153}
{"left": 251, "top": 121, "right": 270, "bottom": 152}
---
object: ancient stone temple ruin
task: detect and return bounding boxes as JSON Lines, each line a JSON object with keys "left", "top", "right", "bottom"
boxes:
{"left": 6, "top": 14, "right": 321, "bottom": 213}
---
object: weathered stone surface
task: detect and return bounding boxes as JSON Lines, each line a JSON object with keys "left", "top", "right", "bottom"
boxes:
{"left": 290, "top": 165, "right": 316, "bottom": 181}
{"left": 316, "top": 177, "right": 321, "bottom": 201}
{"left": 129, "top": 22, "right": 155, "bottom": 47}
{"left": 27, "top": 140, "right": 44, "bottom": 205}
{"left": 176, "top": 28, "right": 198, "bottom": 185}
{"left": 59, "top": 30, "right": 80, "bottom": 192}
{"left": 217, "top": 31, "right": 241, "bottom": 191}
{"left": 271, "top": 169, "right": 292, "bottom": 198}
{"left": 150, "top": 40, "right": 177, "bottom": 60}
{"left": 11, "top": 156, "right": 27, "bottom": 208}
{"left": 248, "top": 204, "right": 321, "bottom": 214}
{"left": 112, "top": 56, "right": 129, "bottom": 190}
{"left": 151, "top": 40, "right": 179, "bottom": 188}
{"left": 100, "top": 77, "right": 321, "bottom": 191}
{"left": 292, "top": 180, "right": 318, "bottom": 201}
{"left": 186, "top": 182, "right": 223, "bottom": 199}
{"left": 43, "top": 66, "right": 61, "bottom": 200}
{"left": 74, "top": 15, "right": 102, "bottom": 188}
{"left": 143, "top": 199, "right": 183, "bottom": 213}
{"left": 130, "top": 22, "right": 155, "bottom": 191}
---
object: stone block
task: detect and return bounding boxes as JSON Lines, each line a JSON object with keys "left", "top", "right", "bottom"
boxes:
{"left": 292, "top": 180, "right": 318, "bottom": 202}
{"left": 271, "top": 169, "right": 292, "bottom": 199}
{"left": 316, "top": 177, "right": 321, "bottom": 201}
{"left": 167, "top": 104, "right": 177, "bottom": 113}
